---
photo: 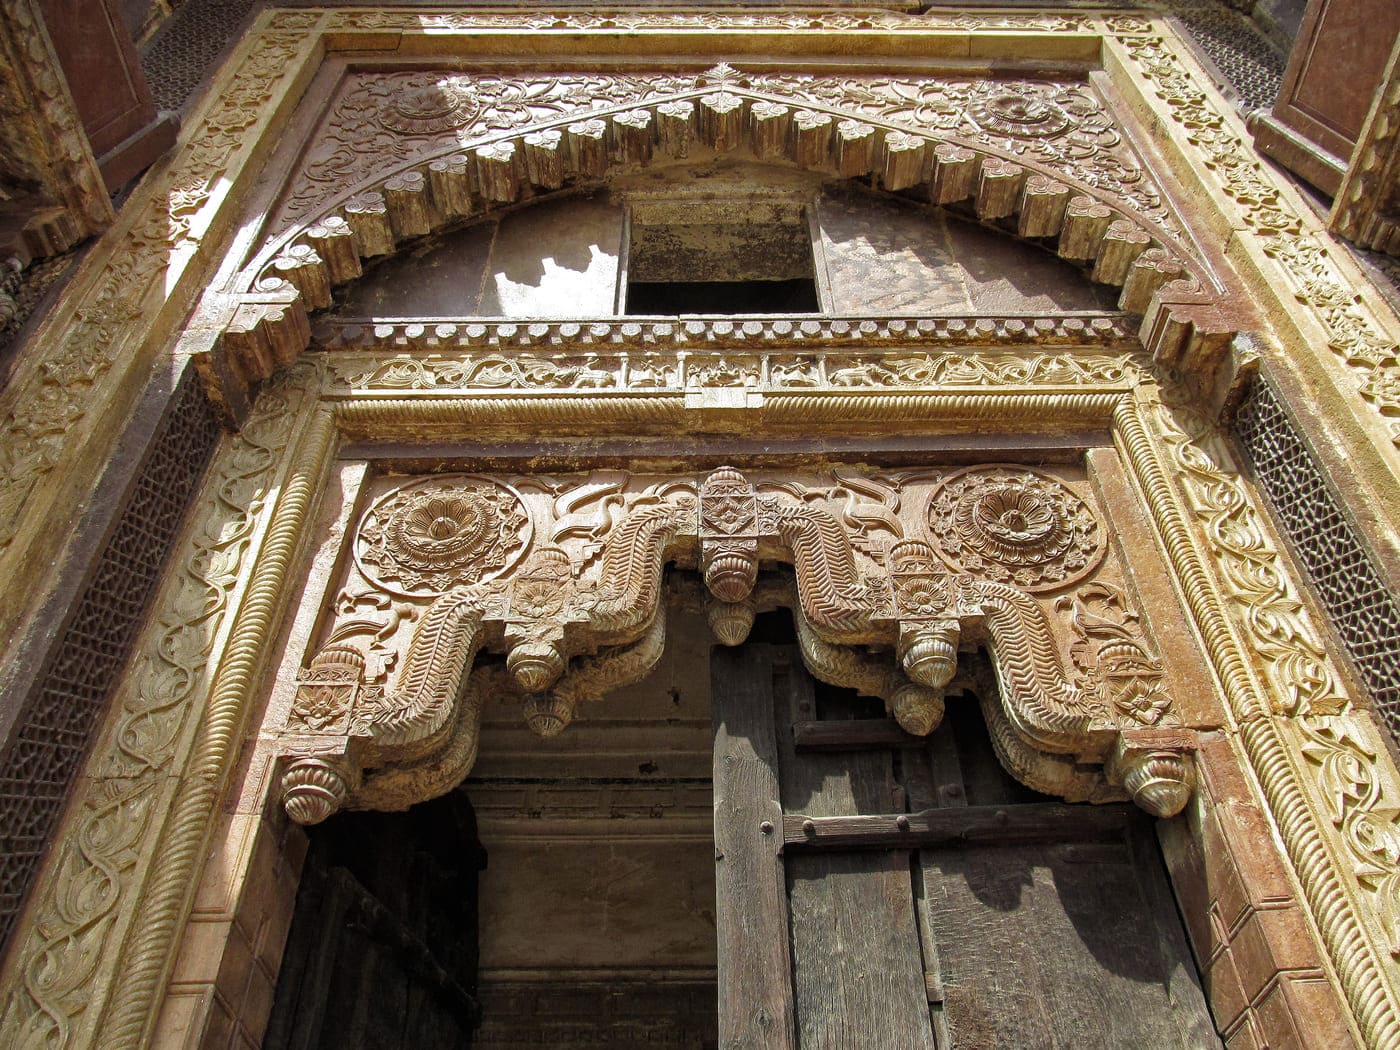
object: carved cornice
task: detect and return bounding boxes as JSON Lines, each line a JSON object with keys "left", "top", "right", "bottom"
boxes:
{"left": 321, "top": 9, "right": 1093, "bottom": 35}
{"left": 213, "top": 64, "right": 1233, "bottom": 405}
{"left": 317, "top": 313, "right": 1139, "bottom": 353}
{"left": 317, "top": 334, "right": 1142, "bottom": 394}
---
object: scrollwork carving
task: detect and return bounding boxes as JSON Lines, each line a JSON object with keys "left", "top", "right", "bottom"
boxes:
{"left": 280, "top": 464, "right": 1173, "bottom": 829}
{"left": 1057, "top": 582, "right": 1170, "bottom": 726}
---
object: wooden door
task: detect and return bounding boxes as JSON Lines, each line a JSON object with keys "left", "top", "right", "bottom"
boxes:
{"left": 263, "top": 796, "right": 483, "bottom": 1050}
{"left": 711, "top": 642, "right": 1221, "bottom": 1050}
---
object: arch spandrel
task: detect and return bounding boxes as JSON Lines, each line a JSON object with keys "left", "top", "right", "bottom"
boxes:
{"left": 206, "top": 63, "right": 1251, "bottom": 415}
{"left": 274, "top": 463, "right": 1198, "bottom": 828}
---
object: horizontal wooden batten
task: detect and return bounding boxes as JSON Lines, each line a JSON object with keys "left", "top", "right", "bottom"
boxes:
{"left": 782, "top": 801, "right": 1136, "bottom": 851}
{"left": 791, "top": 717, "right": 927, "bottom": 751}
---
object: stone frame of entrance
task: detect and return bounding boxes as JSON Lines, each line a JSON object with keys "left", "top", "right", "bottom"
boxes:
{"left": 1, "top": 9, "right": 1400, "bottom": 1050}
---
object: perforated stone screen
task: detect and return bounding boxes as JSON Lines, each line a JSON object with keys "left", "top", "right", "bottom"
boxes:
{"left": 1235, "top": 378, "right": 1400, "bottom": 734}
{"left": 0, "top": 367, "right": 221, "bottom": 952}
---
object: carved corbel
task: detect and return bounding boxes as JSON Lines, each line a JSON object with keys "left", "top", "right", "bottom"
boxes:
{"left": 279, "top": 753, "right": 358, "bottom": 826}
{"left": 542, "top": 611, "right": 670, "bottom": 735}
{"left": 968, "top": 578, "right": 1096, "bottom": 754}
{"left": 356, "top": 671, "right": 489, "bottom": 813}
{"left": 578, "top": 496, "right": 694, "bottom": 640}
{"left": 502, "top": 546, "right": 579, "bottom": 694}
{"left": 1107, "top": 728, "right": 1198, "bottom": 818}
{"left": 973, "top": 683, "right": 1124, "bottom": 805}
{"left": 280, "top": 589, "right": 487, "bottom": 824}
{"left": 699, "top": 465, "right": 762, "bottom": 603}
{"left": 783, "top": 580, "right": 945, "bottom": 737}
{"left": 707, "top": 595, "right": 756, "bottom": 646}
{"left": 885, "top": 539, "right": 977, "bottom": 691}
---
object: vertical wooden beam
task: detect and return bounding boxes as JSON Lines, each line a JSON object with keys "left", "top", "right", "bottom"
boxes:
{"left": 712, "top": 646, "right": 797, "bottom": 1050}
{"left": 775, "top": 660, "right": 936, "bottom": 1050}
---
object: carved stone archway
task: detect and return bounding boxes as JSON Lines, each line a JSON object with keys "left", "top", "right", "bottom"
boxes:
{"left": 275, "top": 463, "right": 1195, "bottom": 828}
{"left": 205, "top": 65, "right": 1247, "bottom": 414}
{"left": 5, "top": 13, "right": 1398, "bottom": 1050}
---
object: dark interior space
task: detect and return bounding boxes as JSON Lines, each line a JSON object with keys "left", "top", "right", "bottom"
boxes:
{"left": 625, "top": 277, "right": 820, "bottom": 315}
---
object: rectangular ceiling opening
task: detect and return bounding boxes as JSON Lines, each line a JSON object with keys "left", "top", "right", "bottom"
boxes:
{"left": 623, "top": 198, "right": 820, "bottom": 315}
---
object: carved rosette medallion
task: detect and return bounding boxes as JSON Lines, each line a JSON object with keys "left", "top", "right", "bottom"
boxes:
{"left": 508, "top": 547, "right": 574, "bottom": 620}
{"left": 887, "top": 539, "right": 954, "bottom": 620}
{"left": 356, "top": 476, "right": 531, "bottom": 595}
{"left": 378, "top": 75, "right": 482, "bottom": 135}
{"left": 970, "top": 92, "right": 1071, "bottom": 138}
{"left": 927, "top": 466, "right": 1103, "bottom": 590}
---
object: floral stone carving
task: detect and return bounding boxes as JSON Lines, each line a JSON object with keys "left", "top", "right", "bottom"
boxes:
{"left": 279, "top": 465, "right": 1182, "bottom": 828}
{"left": 927, "top": 465, "right": 1104, "bottom": 590}
{"left": 355, "top": 475, "right": 531, "bottom": 595}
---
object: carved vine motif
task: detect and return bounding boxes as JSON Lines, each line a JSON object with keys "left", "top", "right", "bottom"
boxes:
{"left": 0, "top": 376, "right": 308, "bottom": 1047}
{"left": 927, "top": 466, "right": 1103, "bottom": 590}
{"left": 1057, "top": 582, "right": 1171, "bottom": 726}
{"left": 277, "top": 465, "right": 1188, "bottom": 827}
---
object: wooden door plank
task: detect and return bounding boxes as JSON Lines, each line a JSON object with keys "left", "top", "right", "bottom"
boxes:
{"left": 775, "top": 657, "right": 936, "bottom": 1050}
{"left": 906, "top": 719, "right": 961, "bottom": 1046}
{"left": 1128, "top": 824, "right": 1223, "bottom": 1048}
{"left": 924, "top": 838, "right": 1223, "bottom": 1049}
{"left": 712, "top": 645, "right": 797, "bottom": 1050}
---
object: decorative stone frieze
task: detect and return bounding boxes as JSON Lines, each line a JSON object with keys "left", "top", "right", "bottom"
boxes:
{"left": 273, "top": 463, "right": 1179, "bottom": 828}
{"left": 209, "top": 64, "right": 1239, "bottom": 408}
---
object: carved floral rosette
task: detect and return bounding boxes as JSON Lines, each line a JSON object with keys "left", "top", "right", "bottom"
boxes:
{"left": 926, "top": 465, "right": 1104, "bottom": 590}
{"left": 278, "top": 465, "right": 1188, "bottom": 825}
{"left": 354, "top": 475, "right": 532, "bottom": 595}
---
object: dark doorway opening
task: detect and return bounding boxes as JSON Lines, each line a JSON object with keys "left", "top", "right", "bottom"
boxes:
{"left": 623, "top": 201, "right": 821, "bottom": 315}
{"left": 264, "top": 794, "right": 484, "bottom": 1050}
{"left": 625, "top": 277, "right": 819, "bottom": 315}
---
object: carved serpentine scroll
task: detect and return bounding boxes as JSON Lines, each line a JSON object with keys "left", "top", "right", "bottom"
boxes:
{"left": 276, "top": 464, "right": 1191, "bottom": 824}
